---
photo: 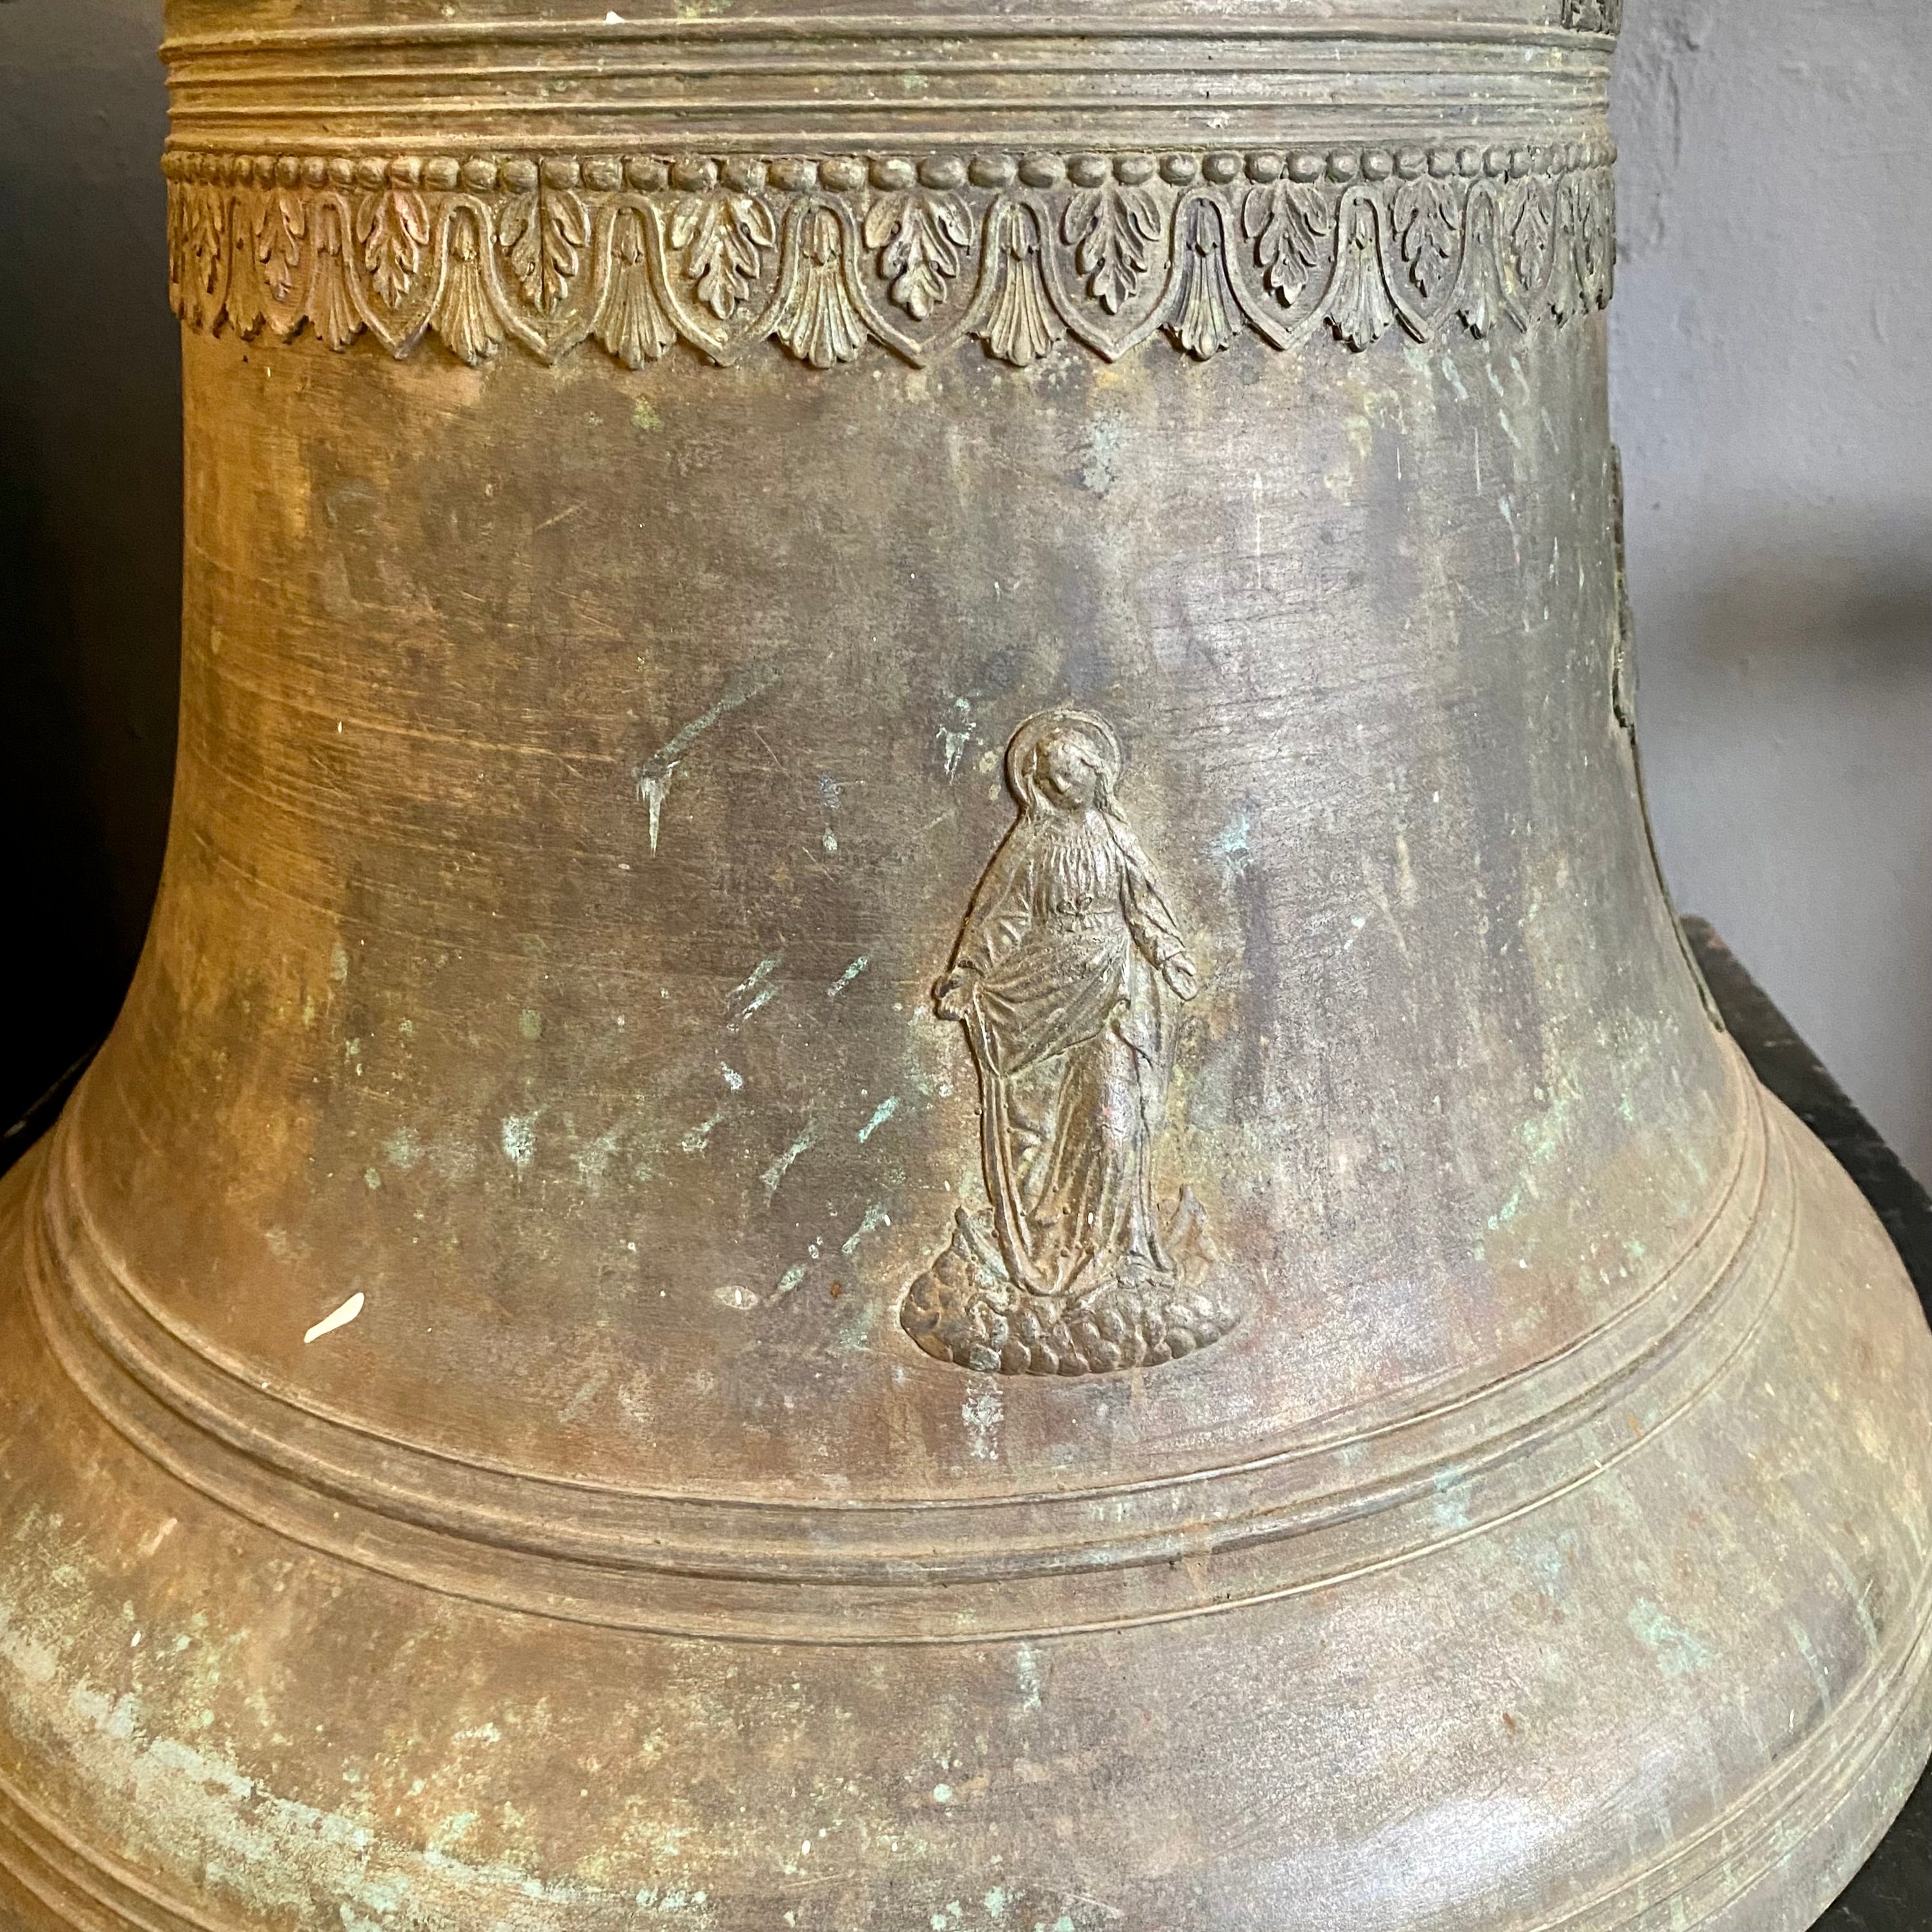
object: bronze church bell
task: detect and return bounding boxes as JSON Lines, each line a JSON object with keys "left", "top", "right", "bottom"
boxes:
{"left": 5, "top": 1, "right": 1931, "bottom": 1927}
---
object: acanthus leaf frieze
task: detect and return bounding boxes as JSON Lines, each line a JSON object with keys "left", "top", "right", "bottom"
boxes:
{"left": 164, "top": 141, "right": 1617, "bottom": 374}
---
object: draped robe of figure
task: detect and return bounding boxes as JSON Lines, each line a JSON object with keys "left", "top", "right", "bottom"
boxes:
{"left": 947, "top": 796, "right": 1191, "bottom": 1304}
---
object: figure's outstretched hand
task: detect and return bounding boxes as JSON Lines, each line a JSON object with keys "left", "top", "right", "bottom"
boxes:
{"left": 934, "top": 972, "right": 977, "bottom": 1023}
{"left": 1162, "top": 952, "right": 1200, "bottom": 1002}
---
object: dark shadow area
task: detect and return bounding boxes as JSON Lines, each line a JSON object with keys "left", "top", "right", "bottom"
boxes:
{"left": 0, "top": 0, "right": 183, "bottom": 1138}
{"left": 0, "top": 404, "right": 121, "bottom": 1151}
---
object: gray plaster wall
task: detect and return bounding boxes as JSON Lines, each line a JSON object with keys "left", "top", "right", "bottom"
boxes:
{"left": 0, "top": 0, "right": 1926, "bottom": 1183}
{"left": 1611, "top": 0, "right": 1932, "bottom": 1185}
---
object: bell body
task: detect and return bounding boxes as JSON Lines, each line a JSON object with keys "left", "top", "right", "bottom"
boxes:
{"left": 4, "top": 3, "right": 1931, "bottom": 1927}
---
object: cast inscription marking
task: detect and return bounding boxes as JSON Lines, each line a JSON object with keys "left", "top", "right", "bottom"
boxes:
{"left": 901, "top": 710, "right": 1240, "bottom": 1379}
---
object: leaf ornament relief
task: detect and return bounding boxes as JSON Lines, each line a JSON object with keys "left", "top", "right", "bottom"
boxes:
{"left": 1580, "top": 170, "right": 1616, "bottom": 309}
{"left": 1508, "top": 179, "right": 1556, "bottom": 307}
{"left": 358, "top": 188, "right": 429, "bottom": 311}
{"left": 1546, "top": 174, "right": 1590, "bottom": 326}
{"left": 774, "top": 203, "right": 867, "bottom": 369}
{"left": 594, "top": 205, "right": 677, "bottom": 367}
{"left": 978, "top": 201, "right": 1064, "bottom": 369}
{"left": 163, "top": 142, "right": 1616, "bottom": 373}
{"left": 1457, "top": 184, "right": 1512, "bottom": 338}
{"left": 306, "top": 198, "right": 364, "bottom": 352}
{"left": 435, "top": 206, "right": 504, "bottom": 366}
{"left": 1326, "top": 189, "right": 1397, "bottom": 350}
{"left": 164, "top": 187, "right": 189, "bottom": 314}
{"left": 221, "top": 203, "right": 267, "bottom": 340}
{"left": 865, "top": 188, "right": 971, "bottom": 320}
{"left": 672, "top": 191, "right": 776, "bottom": 322}
{"left": 256, "top": 189, "right": 306, "bottom": 305}
{"left": 1064, "top": 181, "right": 1162, "bottom": 315}
{"left": 1394, "top": 173, "right": 1463, "bottom": 306}
{"left": 1243, "top": 176, "right": 1333, "bottom": 310}
{"left": 498, "top": 163, "right": 590, "bottom": 314}
{"left": 1167, "top": 198, "right": 1243, "bottom": 360}
{"left": 187, "top": 187, "right": 231, "bottom": 331}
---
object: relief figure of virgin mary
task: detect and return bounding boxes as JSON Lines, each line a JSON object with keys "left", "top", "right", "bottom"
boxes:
{"left": 901, "top": 708, "right": 1240, "bottom": 1378}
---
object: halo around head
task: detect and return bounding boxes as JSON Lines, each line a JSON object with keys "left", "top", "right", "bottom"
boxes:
{"left": 1005, "top": 707, "right": 1124, "bottom": 808}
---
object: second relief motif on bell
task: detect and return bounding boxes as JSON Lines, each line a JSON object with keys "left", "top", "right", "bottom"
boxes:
{"left": 901, "top": 708, "right": 1241, "bottom": 1377}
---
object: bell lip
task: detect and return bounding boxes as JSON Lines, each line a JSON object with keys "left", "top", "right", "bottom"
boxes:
{"left": 1, "top": 1125, "right": 1929, "bottom": 1931}
{"left": 7, "top": 1657, "right": 1928, "bottom": 1932}
{"left": 11, "top": 1645, "right": 1917, "bottom": 1932}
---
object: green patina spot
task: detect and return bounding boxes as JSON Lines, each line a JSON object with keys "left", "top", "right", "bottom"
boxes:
{"left": 1628, "top": 1599, "right": 1717, "bottom": 1680}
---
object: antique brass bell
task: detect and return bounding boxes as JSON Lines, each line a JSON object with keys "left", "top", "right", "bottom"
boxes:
{"left": 5, "top": 2, "right": 1930, "bottom": 1928}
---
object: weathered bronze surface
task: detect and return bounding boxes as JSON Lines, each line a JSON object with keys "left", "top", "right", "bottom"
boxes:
{"left": 3, "top": 2, "right": 1930, "bottom": 1927}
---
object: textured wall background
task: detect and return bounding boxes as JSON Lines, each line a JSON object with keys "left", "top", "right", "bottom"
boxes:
{"left": 1611, "top": 0, "right": 1932, "bottom": 1184}
{"left": 1, "top": 0, "right": 1927, "bottom": 1182}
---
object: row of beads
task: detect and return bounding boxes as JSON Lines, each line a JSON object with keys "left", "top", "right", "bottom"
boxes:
{"left": 163, "top": 141, "right": 1617, "bottom": 194}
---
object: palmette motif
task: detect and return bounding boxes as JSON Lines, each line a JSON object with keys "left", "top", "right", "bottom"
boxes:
{"left": 163, "top": 142, "right": 1616, "bottom": 371}
{"left": 903, "top": 710, "right": 1240, "bottom": 1379}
